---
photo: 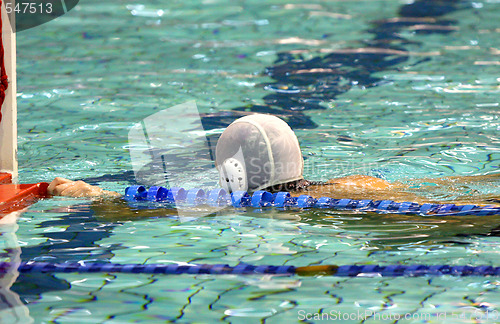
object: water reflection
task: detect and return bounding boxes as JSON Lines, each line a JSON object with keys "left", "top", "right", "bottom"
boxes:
{"left": 3, "top": 194, "right": 499, "bottom": 315}
{"left": 0, "top": 211, "right": 34, "bottom": 323}
{"left": 293, "top": 208, "right": 500, "bottom": 250}
{"left": 201, "top": 0, "right": 467, "bottom": 131}
{"left": 11, "top": 202, "right": 118, "bottom": 310}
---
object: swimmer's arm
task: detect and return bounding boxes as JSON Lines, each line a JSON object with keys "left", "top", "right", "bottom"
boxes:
{"left": 48, "top": 178, "right": 179, "bottom": 219}
{"left": 326, "top": 175, "right": 393, "bottom": 190}
{"left": 48, "top": 175, "right": 395, "bottom": 198}
{"left": 296, "top": 175, "right": 428, "bottom": 202}
{"left": 326, "top": 172, "right": 499, "bottom": 189}
{"left": 48, "top": 177, "right": 121, "bottom": 198}
{"left": 409, "top": 172, "right": 499, "bottom": 186}
{"left": 315, "top": 174, "right": 498, "bottom": 206}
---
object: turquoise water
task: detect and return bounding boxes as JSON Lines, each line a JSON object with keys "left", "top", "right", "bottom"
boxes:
{"left": 4, "top": 0, "right": 500, "bottom": 322}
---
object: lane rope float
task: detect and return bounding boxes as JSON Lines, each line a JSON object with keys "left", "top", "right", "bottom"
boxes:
{"left": 124, "top": 186, "right": 500, "bottom": 216}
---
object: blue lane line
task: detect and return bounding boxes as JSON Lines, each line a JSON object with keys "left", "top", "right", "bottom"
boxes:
{"left": 124, "top": 186, "right": 500, "bottom": 216}
{"left": 8, "top": 262, "right": 500, "bottom": 277}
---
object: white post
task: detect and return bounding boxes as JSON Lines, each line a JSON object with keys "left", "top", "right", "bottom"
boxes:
{"left": 0, "top": 1, "right": 17, "bottom": 180}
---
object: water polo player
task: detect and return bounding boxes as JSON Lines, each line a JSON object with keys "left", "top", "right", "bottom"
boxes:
{"left": 49, "top": 114, "right": 498, "bottom": 206}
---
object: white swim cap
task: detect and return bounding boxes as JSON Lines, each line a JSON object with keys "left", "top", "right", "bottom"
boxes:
{"left": 216, "top": 114, "right": 304, "bottom": 192}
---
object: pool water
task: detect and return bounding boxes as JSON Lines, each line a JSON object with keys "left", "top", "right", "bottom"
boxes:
{"left": 4, "top": 0, "right": 500, "bottom": 322}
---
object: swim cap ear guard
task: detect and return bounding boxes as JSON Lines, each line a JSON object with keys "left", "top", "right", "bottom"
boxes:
{"left": 219, "top": 158, "right": 247, "bottom": 193}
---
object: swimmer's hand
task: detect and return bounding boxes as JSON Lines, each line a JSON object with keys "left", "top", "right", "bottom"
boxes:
{"left": 47, "top": 177, "right": 121, "bottom": 198}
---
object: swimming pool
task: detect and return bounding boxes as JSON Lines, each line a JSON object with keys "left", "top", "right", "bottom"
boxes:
{"left": 7, "top": 0, "right": 500, "bottom": 322}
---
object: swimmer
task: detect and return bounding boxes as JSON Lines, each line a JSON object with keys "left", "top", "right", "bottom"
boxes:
{"left": 49, "top": 114, "right": 499, "bottom": 206}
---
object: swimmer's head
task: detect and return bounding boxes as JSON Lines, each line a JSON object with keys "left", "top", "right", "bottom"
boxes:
{"left": 216, "top": 114, "right": 304, "bottom": 192}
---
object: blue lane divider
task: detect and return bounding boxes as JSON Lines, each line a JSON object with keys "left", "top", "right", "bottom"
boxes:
{"left": 147, "top": 186, "right": 168, "bottom": 201}
{"left": 207, "top": 189, "right": 229, "bottom": 207}
{"left": 125, "top": 185, "right": 147, "bottom": 201}
{"left": 124, "top": 186, "right": 500, "bottom": 216}
{"left": 231, "top": 191, "right": 251, "bottom": 207}
{"left": 4, "top": 262, "right": 500, "bottom": 277}
{"left": 186, "top": 188, "right": 205, "bottom": 205}
{"left": 251, "top": 191, "right": 274, "bottom": 207}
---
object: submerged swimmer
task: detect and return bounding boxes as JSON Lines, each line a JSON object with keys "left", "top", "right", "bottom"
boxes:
{"left": 49, "top": 114, "right": 499, "bottom": 206}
